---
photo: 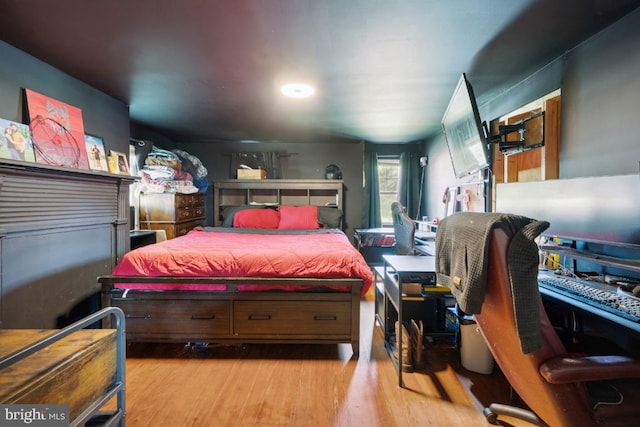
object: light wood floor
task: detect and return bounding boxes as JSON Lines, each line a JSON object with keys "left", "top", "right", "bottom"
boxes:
{"left": 110, "top": 288, "right": 527, "bottom": 426}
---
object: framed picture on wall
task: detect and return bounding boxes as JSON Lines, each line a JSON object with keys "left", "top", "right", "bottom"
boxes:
{"left": 0, "top": 118, "right": 36, "bottom": 162}
{"left": 24, "top": 88, "right": 90, "bottom": 169}
{"left": 109, "top": 150, "right": 129, "bottom": 175}
{"left": 84, "top": 133, "right": 109, "bottom": 172}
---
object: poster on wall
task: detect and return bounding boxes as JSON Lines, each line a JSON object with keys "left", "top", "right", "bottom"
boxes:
{"left": 24, "top": 88, "right": 90, "bottom": 169}
{"left": 0, "top": 118, "right": 36, "bottom": 162}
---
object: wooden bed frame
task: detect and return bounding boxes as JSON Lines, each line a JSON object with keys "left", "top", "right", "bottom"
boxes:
{"left": 101, "top": 179, "right": 366, "bottom": 356}
{"left": 100, "top": 276, "right": 363, "bottom": 356}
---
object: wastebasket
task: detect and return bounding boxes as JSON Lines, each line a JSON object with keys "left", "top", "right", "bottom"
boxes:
{"left": 459, "top": 314, "right": 494, "bottom": 374}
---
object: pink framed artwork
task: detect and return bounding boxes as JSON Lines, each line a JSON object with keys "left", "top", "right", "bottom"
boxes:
{"left": 24, "top": 88, "right": 90, "bottom": 169}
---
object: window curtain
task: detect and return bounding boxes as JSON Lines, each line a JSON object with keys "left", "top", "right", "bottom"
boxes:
{"left": 363, "top": 143, "right": 381, "bottom": 228}
{"left": 230, "top": 152, "right": 282, "bottom": 179}
{"left": 398, "top": 152, "right": 421, "bottom": 219}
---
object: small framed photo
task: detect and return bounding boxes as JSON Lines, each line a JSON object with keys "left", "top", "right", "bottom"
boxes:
{"left": 108, "top": 150, "right": 129, "bottom": 175}
{"left": 0, "top": 118, "right": 36, "bottom": 162}
{"left": 84, "top": 133, "right": 109, "bottom": 172}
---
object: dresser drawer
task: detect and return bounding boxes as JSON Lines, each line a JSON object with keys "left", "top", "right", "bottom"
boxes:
{"left": 233, "top": 301, "right": 351, "bottom": 335}
{"left": 140, "top": 219, "right": 204, "bottom": 240}
{"left": 175, "top": 219, "right": 205, "bottom": 237}
{"left": 176, "top": 205, "right": 205, "bottom": 221}
{"left": 176, "top": 194, "right": 205, "bottom": 208}
{"left": 113, "top": 299, "right": 230, "bottom": 339}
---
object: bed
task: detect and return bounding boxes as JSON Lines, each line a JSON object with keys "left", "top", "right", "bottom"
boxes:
{"left": 99, "top": 206, "right": 373, "bottom": 356}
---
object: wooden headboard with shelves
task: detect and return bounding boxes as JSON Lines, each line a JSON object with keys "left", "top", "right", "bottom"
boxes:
{"left": 213, "top": 179, "right": 343, "bottom": 227}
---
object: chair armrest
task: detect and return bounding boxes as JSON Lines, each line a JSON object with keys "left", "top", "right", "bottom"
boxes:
{"left": 540, "top": 355, "right": 640, "bottom": 384}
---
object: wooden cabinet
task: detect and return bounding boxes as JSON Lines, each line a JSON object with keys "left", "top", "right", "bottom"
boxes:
{"left": 139, "top": 193, "right": 206, "bottom": 239}
{"left": 0, "top": 307, "right": 125, "bottom": 426}
{"left": 213, "top": 179, "right": 343, "bottom": 227}
{"left": 0, "top": 330, "right": 117, "bottom": 422}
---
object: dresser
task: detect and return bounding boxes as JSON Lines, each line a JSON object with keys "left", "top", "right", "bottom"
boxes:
{"left": 139, "top": 193, "right": 206, "bottom": 239}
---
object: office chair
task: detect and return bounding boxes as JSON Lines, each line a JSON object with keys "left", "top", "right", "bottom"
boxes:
{"left": 391, "top": 201, "right": 415, "bottom": 255}
{"left": 437, "top": 213, "right": 640, "bottom": 427}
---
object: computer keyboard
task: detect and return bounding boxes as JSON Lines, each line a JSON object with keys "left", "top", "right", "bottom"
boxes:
{"left": 538, "top": 273, "right": 640, "bottom": 323}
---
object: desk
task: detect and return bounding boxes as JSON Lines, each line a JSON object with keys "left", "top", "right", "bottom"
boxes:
{"left": 378, "top": 255, "right": 453, "bottom": 387}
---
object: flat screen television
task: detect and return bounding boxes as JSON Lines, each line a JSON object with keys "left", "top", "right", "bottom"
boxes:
{"left": 441, "top": 73, "right": 490, "bottom": 179}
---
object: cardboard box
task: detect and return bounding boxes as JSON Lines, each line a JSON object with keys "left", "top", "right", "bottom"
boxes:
{"left": 237, "top": 169, "right": 267, "bottom": 179}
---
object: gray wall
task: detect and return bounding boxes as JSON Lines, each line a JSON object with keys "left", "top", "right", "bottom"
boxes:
{"left": 0, "top": 41, "right": 131, "bottom": 328}
{"left": 425, "top": 8, "right": 640, "bottom": 219}
{"left": 0, "top": 41, "right": 130, "bottom": 155}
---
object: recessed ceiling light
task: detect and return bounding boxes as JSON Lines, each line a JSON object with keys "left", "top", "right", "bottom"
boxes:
{"left": 280, "top": 83, "right": 315, "bottom": 98}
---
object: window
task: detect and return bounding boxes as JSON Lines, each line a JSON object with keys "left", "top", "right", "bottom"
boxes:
{"left": 378, "top": 157, "right": 400, "bottom": 225}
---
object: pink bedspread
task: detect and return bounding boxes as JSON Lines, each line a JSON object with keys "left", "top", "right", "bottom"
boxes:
{"left": 112, "top": 228, "right": 373, "bottom": 296}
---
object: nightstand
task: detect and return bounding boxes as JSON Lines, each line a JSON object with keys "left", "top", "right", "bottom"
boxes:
{"left": 130, "top": 230, "right": 157, "bottom": 250}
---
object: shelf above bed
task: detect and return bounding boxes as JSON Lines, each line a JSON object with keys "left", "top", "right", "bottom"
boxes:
{"left": 213, "top": 179, "right": 343, "bottom": 227}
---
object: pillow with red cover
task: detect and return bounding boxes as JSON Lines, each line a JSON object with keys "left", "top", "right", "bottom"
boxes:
{"left": 278, "top": 205, "right": 320, "bottom": 230}
{"left": 233, "top": 208, "right": 280, "bottom": 229}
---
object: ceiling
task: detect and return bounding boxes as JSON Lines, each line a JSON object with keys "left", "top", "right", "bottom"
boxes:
{"left": 1, "top": 0, "right": 639, "bottom": 144}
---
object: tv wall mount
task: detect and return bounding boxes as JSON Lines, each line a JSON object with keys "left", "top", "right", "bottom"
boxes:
{"left": 488, "top": 111, "right": 545, "bottom": 156}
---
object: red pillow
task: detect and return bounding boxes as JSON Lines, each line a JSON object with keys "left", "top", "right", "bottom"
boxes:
{"left": 278, "top": 205, "right": 320, "bottom": 230}
{"left": 233, "top": 208, "right": 280, "bottom": 228}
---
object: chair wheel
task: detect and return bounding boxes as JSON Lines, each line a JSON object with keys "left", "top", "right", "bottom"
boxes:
{"left": 483, "top": 407, "right": 498, "bottom": 425}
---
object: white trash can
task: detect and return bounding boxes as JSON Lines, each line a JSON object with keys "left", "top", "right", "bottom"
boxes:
{"left": 459, "top": 316, "right": 494, "bottom": 374}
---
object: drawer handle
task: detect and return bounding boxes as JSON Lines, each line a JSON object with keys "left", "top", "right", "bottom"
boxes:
{"left": 191, "top": 314, "right": 215, "bottom": 320}
{"left": 126, "top": 314, "right": 150, "bottom": 319}
{"left": 314, "top": 315, "right": 338, "bottom": 321}
{"left": 248, "top": 314, "right": 271, "bottom": 321}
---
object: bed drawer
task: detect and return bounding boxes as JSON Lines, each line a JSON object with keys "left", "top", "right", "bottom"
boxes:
{"left": 233, "top": 301, "right": 352, "bottom": 335}
{"left": 113, "top": 299, "right": 230, "bottom": 338}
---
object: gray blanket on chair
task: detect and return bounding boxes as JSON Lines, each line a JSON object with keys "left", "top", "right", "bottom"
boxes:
{"left": 435, "top": 212, "right": 549, "bottom": 353}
